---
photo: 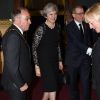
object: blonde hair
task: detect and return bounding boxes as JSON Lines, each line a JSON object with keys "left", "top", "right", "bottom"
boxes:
{"left": 85, "top": 3, "right": 100, "bottom": 22}
{"left": 40, "top": 2, "right": 58, "bottom": 17}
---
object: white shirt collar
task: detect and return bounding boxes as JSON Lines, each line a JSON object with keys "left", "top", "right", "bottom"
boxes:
{"left": 74, "top": 20, "right": 84, "bottom": 32}
{"left": 13, "top": 24, "right": 23, "bottom": 35}
{"left": 74, "top": 20, "right": 82, "bottom": 25}
{"left": 74, "top": 20, "right": 83, "bottom": 29}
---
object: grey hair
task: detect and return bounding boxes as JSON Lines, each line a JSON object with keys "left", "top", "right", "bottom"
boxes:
{"left": 11, "top": 7, "right": 29, "bottom": 22}
{"left": 40, "top": 3, "right": 58, "bottom": 17}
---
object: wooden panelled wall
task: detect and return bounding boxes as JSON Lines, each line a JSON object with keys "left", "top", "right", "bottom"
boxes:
{"left": 0, "top": 0, "right": 99, "bottom": 73}
{"left": 13, "top": 0, "right": 65, "bottom": 10}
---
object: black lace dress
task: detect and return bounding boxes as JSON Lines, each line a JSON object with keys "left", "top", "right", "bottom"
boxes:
{"left": 32, "top": 23, "right": 61, "bottom": 92}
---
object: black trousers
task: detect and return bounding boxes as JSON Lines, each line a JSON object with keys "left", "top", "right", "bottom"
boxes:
{"left": 93, "top": 65, "right": 100, "bottom": 100}
{"left": 4, "top": 82, "right": 27, "bottom": 100}
{"left": 67, "top": 61, "right": 91, "bottom": 100}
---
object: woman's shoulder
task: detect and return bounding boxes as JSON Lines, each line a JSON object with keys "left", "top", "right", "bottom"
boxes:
{"left": 37, "top": 23, "right": 46, "bottom": 31}
{"left": 34, "top": 23, "right": 46, "bottom": 36}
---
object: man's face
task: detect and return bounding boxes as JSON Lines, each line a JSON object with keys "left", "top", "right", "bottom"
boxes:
{"left": 19, "top": 9, "right": 31, "bottom": 32}
{"left": 72, "top": 7, "right": 84, "bottom": 22}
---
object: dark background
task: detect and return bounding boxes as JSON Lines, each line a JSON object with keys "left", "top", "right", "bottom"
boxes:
{"left": 0, "top": 0, "right": 13, "bottom": 19}
{"left": 0, "top": 0, "right": 99, "bottom": 19}
{"left": 76, "top": 0, "right": 99, "bottom": 7}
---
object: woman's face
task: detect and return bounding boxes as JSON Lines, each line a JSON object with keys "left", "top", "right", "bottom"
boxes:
{"left": 87, "top": 17, "right": 100, "bottom": 33}
{"left": 46, "top": 10, "right": 57, "bottom": 24}
{"left": 89, "top": 20, "right": 100, "bottom": 33}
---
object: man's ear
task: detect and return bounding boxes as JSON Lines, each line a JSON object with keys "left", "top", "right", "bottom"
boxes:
{"left": 72, "top": 14, "right": 75, "bottom": 18}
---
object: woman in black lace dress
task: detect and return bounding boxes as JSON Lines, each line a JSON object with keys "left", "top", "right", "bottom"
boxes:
{"left": 32, "top": 3, "right": 63, "bottom": 100}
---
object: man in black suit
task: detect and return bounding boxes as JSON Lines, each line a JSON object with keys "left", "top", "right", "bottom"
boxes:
{"left": 64, "top": 5, "right": 92, "bottom": 100}
{"left": 1, "top": 7, "right": 33, "bottom": 100}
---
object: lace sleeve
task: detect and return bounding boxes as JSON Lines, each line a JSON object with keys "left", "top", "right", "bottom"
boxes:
{"left": 57, "top": 23, "right": 62, "bottom": 61}
{"left": 32, "top": 25, "right": 44, "bottom": 66}
{"left": 58, "top": 45, "right": 62, "bottom": 61}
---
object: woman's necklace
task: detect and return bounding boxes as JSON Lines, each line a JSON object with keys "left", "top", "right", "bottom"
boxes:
{"left": 45, "top": 21, "right": 55, "bottom": 29}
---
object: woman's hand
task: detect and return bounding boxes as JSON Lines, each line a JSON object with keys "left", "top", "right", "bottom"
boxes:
{"left": 59, "top": 61, "right": 63, "bottom": 70}
{"left": 35, "top": 65, "right": 41, "bottom": 77}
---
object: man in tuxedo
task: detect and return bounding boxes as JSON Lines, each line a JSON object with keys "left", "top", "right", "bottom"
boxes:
{"left": 64, "top": 5, "right": 93, "bottom": 100}
{"left": 1, "top": 7, "right": 33, "bottom": 100}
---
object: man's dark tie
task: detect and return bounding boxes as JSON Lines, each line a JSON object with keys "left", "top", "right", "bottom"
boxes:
{"left": 79, "top": 24, "right": 83, "bottom": 34}
{"left": 79, "top": 24, "right": 84, "bottom": 38}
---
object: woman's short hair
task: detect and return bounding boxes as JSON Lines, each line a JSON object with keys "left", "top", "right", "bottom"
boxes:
{"left": 85, "top": 3, "right": 100, "bottom": 22}
{"left": 40, "top": 3, "right": 58, "bottom": 17}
